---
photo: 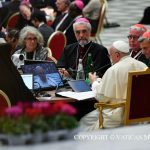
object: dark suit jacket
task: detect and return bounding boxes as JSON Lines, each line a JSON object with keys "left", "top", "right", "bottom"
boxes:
{"left": 130, "top": 49, "right": 149, "bottom": 66}
{"left": 57, "top": 41, "right": 111, "bottom": 78}
{"left": 38, "top": 23, "right": 54, "bottom": 46}
{"left": 52, "top": 13, "right": 77, "bottom": 45}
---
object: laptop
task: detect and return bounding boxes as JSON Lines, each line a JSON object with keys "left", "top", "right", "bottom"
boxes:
{"left": 24, "top": 59, "right": 50, "bottom": 65}
{"left": 21, "top": 61, "right": 64, "bottom": 92}
{"left": 21, "top": 74, "right": 33, "bottom": 90}
{"left": 68, "top": 80, "right": 91, "bottom": 92}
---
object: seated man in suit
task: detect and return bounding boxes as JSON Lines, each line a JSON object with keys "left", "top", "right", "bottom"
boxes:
{"left": 79, "top": 40, "right": 147, "bottom": 131}
{"left": 31, "top": 10, "right": 54, "bottom": 47}
{"left": 128, "top": 24, "right": 149, "bottom": 66}
{"left": 57, "top": 17, "right": 111, "bottom": 79}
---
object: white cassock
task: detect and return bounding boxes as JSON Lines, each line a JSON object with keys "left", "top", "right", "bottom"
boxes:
{"left": 79, "top": 56, "right": 147, "bottom": 131}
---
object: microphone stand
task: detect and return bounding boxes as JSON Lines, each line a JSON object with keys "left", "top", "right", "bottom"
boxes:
{"left": 94, "top": 63, "right": 112, "bottom": 73}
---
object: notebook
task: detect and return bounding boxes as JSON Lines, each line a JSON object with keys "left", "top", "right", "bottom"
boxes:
{"left": 21, "top": 61, "right": 64, "bottom": 91}
{"left": 21, "top": 74, "right": 33, "bottom": 90}
{"left": 68, "top": 80, "right": 91, "bottom": 92}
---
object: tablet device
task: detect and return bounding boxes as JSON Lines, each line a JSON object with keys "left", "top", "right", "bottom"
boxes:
{"left": 68, "top": 80, "right": 91, "bottom": 92}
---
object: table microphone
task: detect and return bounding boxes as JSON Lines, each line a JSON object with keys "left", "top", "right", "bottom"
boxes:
{"left": 94, "top": 63, "right": 112, "bottom": 73}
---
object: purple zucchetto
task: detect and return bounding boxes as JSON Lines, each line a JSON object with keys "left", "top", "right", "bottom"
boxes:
{"left": 75, "top": 17, "right": 90, "bottom": 23}
{"left": 75, "top": 0, "right": 84, "bottom": 10}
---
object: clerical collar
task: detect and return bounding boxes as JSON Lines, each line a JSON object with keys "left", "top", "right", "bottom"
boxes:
{"left": 79, "top": 41, "right": 91, "bottom": 48}
{"left": 130, "top": 49, "right": 142, "bottom": 59}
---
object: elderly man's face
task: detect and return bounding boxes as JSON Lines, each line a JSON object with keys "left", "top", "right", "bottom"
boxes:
{"left": 20, "top": 5, "right": 31, "bottom": 20}
{"left": 108, "top": 47, "right": 120, "bottom": 64}
{"left": 140, "top": 40, "right": 150, "bottom": 59}
{"left": 74, "top": 24, "right": 91, "bottom": 46}
{"left": 128, "top": 30, "right": 142, "bottom": 52}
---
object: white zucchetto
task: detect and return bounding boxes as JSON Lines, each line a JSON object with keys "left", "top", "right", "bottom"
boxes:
{"left": 112, "top": 40, "right": 129, "bottom": 53}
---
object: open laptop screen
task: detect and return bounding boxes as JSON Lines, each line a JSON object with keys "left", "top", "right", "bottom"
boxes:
{"left": 68, "top": 80, "right": 91, "bottom": 92}
{"left": 21, "top": 61, "right": 64, "bottom": 91}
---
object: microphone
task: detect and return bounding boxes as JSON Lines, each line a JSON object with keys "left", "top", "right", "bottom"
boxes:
{"left": 94, "top": 63, "right": 112, "bottom": 73}
{"left": 55, "top": 79, "right": 70, "bottom": 97}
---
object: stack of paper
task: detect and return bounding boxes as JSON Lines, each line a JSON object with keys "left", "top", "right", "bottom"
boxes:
{"left": 57, "top": 91, "right": 96, "bottom": 100}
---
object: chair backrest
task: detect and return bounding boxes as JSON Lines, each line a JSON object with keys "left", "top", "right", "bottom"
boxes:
{"left": 46, "top": 47, "right": 57, "bottom": 63}
{"left": 95, "top": 68, "right": 150, "bottom": 129}
{"left": 47, "top": 31, "right": 66, "bottom": 60}
{"left": 124, "top": 68, "right": 150, "bottom": 125}
{"left": 7, "top": 12, "right": 20, "bottom": 29}
{"left": 96, "top": 0, "right": 107, "bottom": 35}
{"left": 0, "top": 90, "right": 11, "bottom": 108}
{"left": 90, "top": 0, "right": 107, "bottom": 43}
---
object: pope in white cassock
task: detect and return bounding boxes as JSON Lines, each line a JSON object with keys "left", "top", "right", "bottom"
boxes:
{"left": 79, "top": 40, "right": 147, "bottom": 131}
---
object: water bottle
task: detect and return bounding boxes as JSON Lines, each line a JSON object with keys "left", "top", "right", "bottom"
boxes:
{"left": 85, "top": 53, "right": 94, "bottom": 84}
{"left": 76, "top": 59, "right": 85, "bottom": 80}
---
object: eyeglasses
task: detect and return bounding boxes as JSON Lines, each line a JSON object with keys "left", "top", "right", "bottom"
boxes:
{"left": 127, "top": 35, "right": 139, "bottom": 40}
{"left": 25, "top": 37, "right": 37, "bottom": 41}
{"left": 75, "top": 29, "right": 88, "bottom": 34}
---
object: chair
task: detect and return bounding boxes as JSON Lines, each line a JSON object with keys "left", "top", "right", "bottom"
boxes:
{"left": 46, "top": 47, "right": 58, "bottom": 63}
{"left": 6, "top": 12, "right": 20, "bottom": 29}
{"left": 0, "top": 90, "right": 11, "bottom": 108}
{"left": 95, "top": 68, "right": 150, "bottom": 129}
{"left": 47, "top": 31, "right": 66, "bottom": 60}
{"left": 90, "top": 0, "right": 107, "bottom": 44}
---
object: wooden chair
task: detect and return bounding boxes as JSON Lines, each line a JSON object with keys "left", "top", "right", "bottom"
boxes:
{"left": 45, "top": 47, "right": 57, "bottom": 63}
{"left": 47, "top": 31, "right": 66, "bottom": 60}
{"left": 95, "top": 68, "right": 150, "bottom": 129}
{"left": 6, "top": 12, "right": 20, "bottom": 29}
{"left": 90, "top": 0, "right": 107, "bottom": 44}
{"left": 0, "top": 90, "right": 11, "bottom": 108}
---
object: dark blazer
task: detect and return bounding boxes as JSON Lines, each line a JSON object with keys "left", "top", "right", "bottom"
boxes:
{"left": 130, "top": 49, "right": 149, "bottom": 66}
{"left": 38, "top": 23, "right": 54, "bottom": 46}
{"left": 52, "top": 13, "right": 77, "bottom": 45}
{"left": 57, "top": 41, "right": 111, "bottom": 78}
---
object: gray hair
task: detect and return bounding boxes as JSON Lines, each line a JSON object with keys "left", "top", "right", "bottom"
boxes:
{"left": 73, "top": 21, "right": 92, "bottom": 33}
{"left": 18, "top": 26, "right": 44, "bottom": 46}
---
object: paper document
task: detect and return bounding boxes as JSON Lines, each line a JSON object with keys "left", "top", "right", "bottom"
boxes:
{"left": 57, "top": 91, "right": 96, "bottom": 100}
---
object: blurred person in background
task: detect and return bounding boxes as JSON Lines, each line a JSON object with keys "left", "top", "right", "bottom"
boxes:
{"left": 5, "top": 29, "right": 20, "bottom": 55}
{"left": 139, "top": 30, "right": 150, "bottom": 67}
{"left": 31, "top": 10, "right": 54, "bottom": 46}
{"left": 15, "top": 0, "right": 35, "bottom": 30}
{"left": 83, "top": 0, "right": 101, "bottom": 34}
